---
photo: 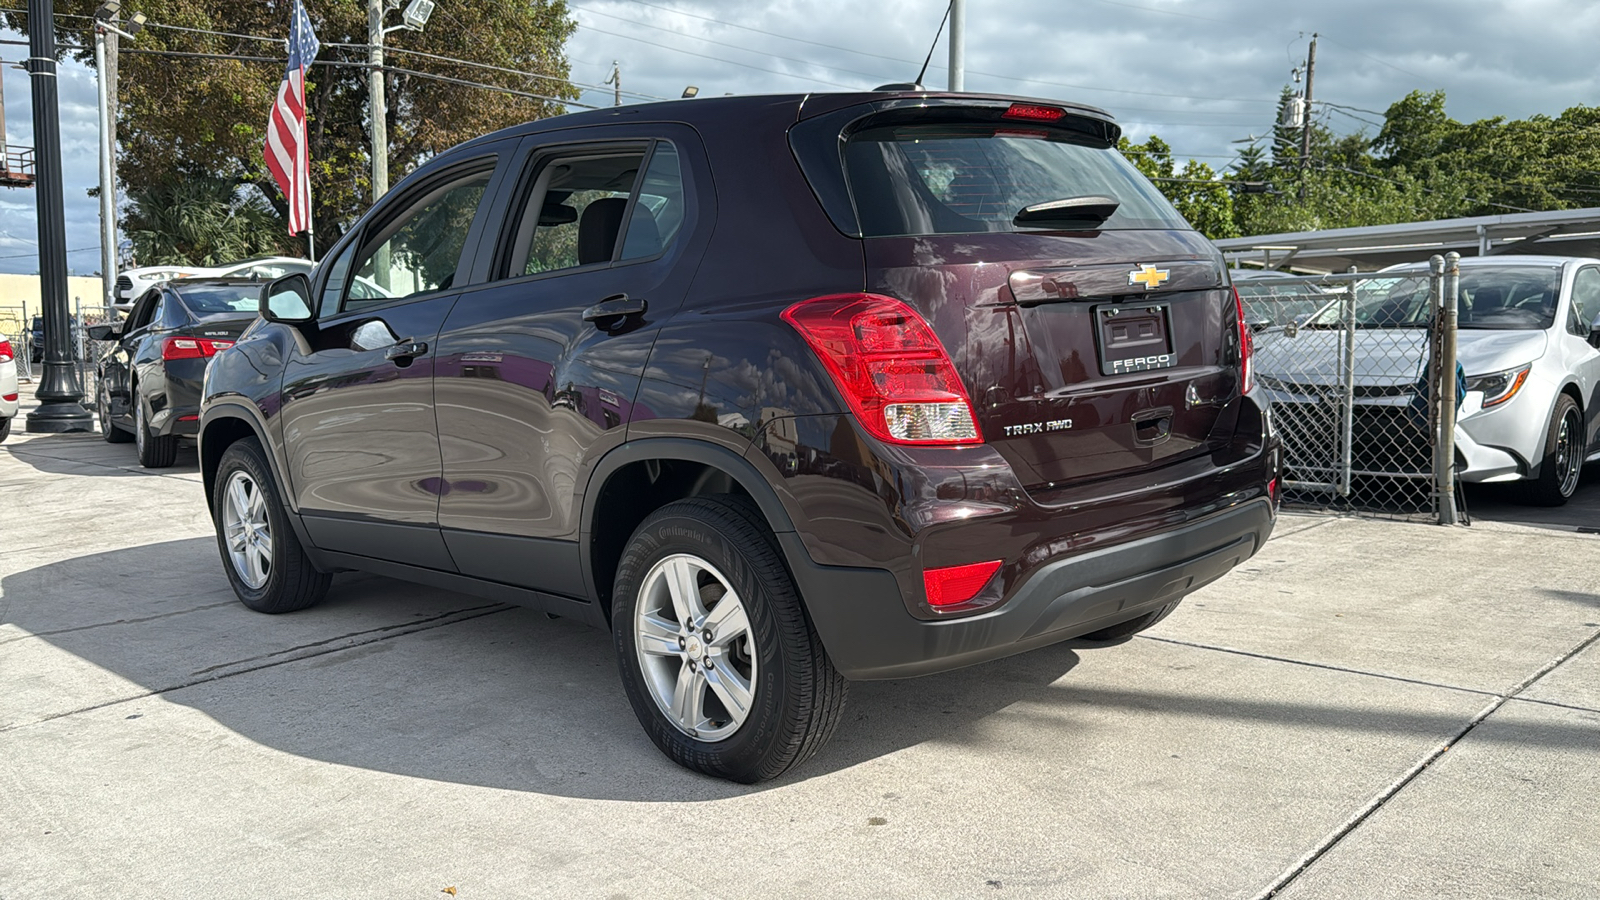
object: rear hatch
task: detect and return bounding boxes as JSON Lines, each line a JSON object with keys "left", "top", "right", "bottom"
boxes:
{"left": 795, "top": 98, "right": 1242, "bottom": 491}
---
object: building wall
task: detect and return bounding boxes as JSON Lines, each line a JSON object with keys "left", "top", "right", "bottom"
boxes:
{"left": 0, "top": 275, "right": 109, "bottom": 336}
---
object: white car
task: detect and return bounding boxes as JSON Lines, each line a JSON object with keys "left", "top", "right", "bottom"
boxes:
{"left": 0, "top": 335, "right": 18, "bottom": 442}
{"left": 114, "top": 256, "right": 313, "bottom": 310}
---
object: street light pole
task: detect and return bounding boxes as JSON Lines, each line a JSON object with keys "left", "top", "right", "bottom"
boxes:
{"left": 94, "top": 25, "right": 115, "bottom": 311}
{"left": 25, "top": 0, "right": 93, "bottom": 433}
{"left": 367, "top": 0, "right": 388, "bottom": 203}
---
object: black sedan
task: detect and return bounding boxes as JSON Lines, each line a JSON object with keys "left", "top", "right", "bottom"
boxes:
{"left": 90, "top": 279, "right": 260, "bottom": 467}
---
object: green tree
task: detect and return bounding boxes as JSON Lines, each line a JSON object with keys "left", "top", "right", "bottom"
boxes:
{"left": 123, "top": 177, "right": 292, "bottom": 264}
{"left": 5, "top": 0, "right": 578, "bottom": 255}
{"left": 1120, "top": 135, "right": 1239, "bottom": 239}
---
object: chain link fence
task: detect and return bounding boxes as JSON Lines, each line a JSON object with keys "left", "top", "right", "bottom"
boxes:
{"left": 1239, "top": 255, "right": 1461, "bottom": 523}
{"left": 1, "top": 302, "right": 118, "bottom": 396}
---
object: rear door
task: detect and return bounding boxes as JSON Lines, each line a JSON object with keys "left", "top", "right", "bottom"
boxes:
{"left": 432, "top": 128, "right": 707, "bottom": 593}
{"left": 831, "top": 107, "right": 1240, "bottom": 491}
{"left": 1562, "top": 264, "right": 1600, "bottom": 454}
{"left": 280, "top": 153, "right": 507, "bottom": 569}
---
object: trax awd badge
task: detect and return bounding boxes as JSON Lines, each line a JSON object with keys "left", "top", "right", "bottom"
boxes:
{"left": 1004, "top": 418, "right": 1073, "bottom": 437}
{"left": 1128, "top": 264, "right": 1170, "bottom": 290}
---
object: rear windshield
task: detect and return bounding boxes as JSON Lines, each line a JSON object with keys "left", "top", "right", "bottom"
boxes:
{"left": 843, "top": 123, "right": 1188, "bottom": 237}
{"left": 174, "top": 284, "right": 261, "bottom": 315}
{"left": 1308, "top": 266, "right": 1561, "bottom": 330}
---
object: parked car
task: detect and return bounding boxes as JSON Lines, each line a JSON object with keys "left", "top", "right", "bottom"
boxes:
{"left": 0, "top": 336, "right": 17, "bottom": 442}
{"left": 200, "top": 91, "right": 1278, "bottom": 782}
{"left": 115, "top": 257, "right": 313, "bottom": 310}
{"left": 1230, "top": 270, "right": 1337, "bottom": 332}
{"left": 1254, "top": 255, "right": 1600, "bottom": 505}
{"left": 90, "top": 279, "right": 262, "bottom": 466}
{"left": 28, "top": 314, "right": 87, "bottom": 363}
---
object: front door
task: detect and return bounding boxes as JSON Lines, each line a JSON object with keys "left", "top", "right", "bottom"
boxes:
{"left": 281, "top": 157, "right": 502, "bottom": 569}
{"left": 433, "top": 133, "right": 706, "bottom": 594}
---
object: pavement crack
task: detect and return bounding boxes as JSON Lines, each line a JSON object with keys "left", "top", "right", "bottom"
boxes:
{"left": 0, "top": 601, "right": 240, "bottom": 646}
{"left": 0, "top": 603, "right": 515, "bottom": 735}
{"left": 1249, "top": 625, "right": 1600, "bottom": 899}
{"left": 1137, "top": 635, "right": 1499, "bottom": 698}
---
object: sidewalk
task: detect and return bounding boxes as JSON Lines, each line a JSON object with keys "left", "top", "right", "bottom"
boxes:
{"left": 2, "top": 386, "right": 1596, "bottom": 898}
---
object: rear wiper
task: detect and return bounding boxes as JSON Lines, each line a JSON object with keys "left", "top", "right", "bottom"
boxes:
{"left": 1013, "top": 195, "right": 1120, "bottom": 228}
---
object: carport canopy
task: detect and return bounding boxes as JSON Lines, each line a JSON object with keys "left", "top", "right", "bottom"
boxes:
{"left": 1215, "top": 207, "right": 1600, "bottom": 273}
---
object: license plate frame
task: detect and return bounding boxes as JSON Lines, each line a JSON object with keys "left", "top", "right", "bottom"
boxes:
{"left": 1094, "top": 302, "right": 1177, "bottom": 376}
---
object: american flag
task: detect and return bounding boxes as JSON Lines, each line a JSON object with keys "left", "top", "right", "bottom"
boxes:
{"left": 264, "top": 0, "right": 320, "bottom": 236}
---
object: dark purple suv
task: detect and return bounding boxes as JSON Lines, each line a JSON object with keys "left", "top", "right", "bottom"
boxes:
{"left": 200, "top": 91, "right": 1279, "bottom": 782}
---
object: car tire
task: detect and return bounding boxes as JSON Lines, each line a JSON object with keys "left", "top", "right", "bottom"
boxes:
{"left": 0, "top": 416, "right": 10, "bottom": 443}
{"left": 213, "top": 437, "right": 330, "bottom": 614}
{"left": 1078, "top": 598, "right": 1183, "bottom": 644}
{"left": 99, "top": 382, "right": 133, "bottom": 444}
{"left": 1521, "top": 394, "right": 1583, "bottom": 507}
{"left": 134, "top": 395, "right": 177, "bottom": 467}
{"left": 612, "top": 496, "right": 847, "bottom": 783}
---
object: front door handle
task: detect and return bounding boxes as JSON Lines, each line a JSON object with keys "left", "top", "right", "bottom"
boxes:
{"left": 583, "top": 294, "right": 647, "bottom": 330}
{"left": 385, "top": 339, "right": 429, "bottom": 361}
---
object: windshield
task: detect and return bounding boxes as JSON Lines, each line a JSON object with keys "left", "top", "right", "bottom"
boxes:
{"left": 843, "top": 123, "right": 1188, "bottom": 237}
{"left": 174, "top": 284, "right": 261, "bottom": 315}
{"left": 1307, "top": 265, "right": 1562, "bottom": 330}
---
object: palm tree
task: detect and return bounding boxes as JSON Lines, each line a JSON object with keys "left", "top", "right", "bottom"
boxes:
{"left": 124, "top": 179, "right": 298, "bottom": 266}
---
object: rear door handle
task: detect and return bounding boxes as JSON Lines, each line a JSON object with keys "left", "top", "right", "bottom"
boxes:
{"left": 385, "top": 339, "right": 429, "bottom": 361}
{"left": 583, "top": 294, "right": 647, "bottom": 329}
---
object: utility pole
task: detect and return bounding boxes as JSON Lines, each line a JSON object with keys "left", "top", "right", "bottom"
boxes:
{"left": 368, "top": 0, "right": 388, "bottom": 204}
{"left": 93, "top": 4, "right": 141, "bottom": 312}
{"left": 1298, "top": 32, "right": 1317, "bottom": 201}
{"left": 603, "top": 61, "right": 620, "bottom": 107}
{"left": 948, "top": 0, "right": 965, "bottom": 91}
{"left": 25, "top": 0, "right": 93, "bottom": 432}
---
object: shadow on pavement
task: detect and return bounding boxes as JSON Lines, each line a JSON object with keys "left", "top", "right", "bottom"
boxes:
{"left": 1462, "top": 463, "right": 1600, "bottom": 531}
{"left": 1, "top": 432, "right": 200, "bottom": 477}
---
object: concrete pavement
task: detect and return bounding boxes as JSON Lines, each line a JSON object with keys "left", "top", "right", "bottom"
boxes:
{"left": 2, "top": 393, "right": 1597, "bottom": 899}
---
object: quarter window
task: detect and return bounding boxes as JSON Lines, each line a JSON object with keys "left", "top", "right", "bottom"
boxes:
{"left": 344, "top": 166, "right": 494, "bottom": 312}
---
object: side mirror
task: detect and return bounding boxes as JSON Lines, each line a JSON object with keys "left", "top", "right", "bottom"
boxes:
{"left": 86, "top": 322, "right": 122, "bottom": 341}
{"left": 261, "top": 273, "right": 315, "bottom": 324}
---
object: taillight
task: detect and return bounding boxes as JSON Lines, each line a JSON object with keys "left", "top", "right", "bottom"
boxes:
{"left": 1002, "top": 102, "right": 1066, "bottom": 122}
{"left": 162, "top": 337, "right": 233, "bottom": 360}
{"left": 782, "top": 294, "right": 981, "bottom": 445}
{"left": 924, "top": 559, "right": 1002, "bottom": 607}
{"left": 0, "top": 339, "right": 12, "bottom": 364}
{"left": 1232, "top": 286, "right": 1253, "bottom": 395}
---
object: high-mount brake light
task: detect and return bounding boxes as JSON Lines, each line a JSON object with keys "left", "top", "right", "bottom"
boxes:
{"left": 1002, "top": 103, "right": 1067, "bottom": 122}
{"left": 162, "top": 337, "right": 233, "bottom": 361}
{"left": 924, "top": 559, "right": 1003, "bottom": 607}
{"left": 782, "top": 294, "right": 982, "bottom": 445}
{"left": 1232, "top": 286, "right": 1254, "bottom": 395}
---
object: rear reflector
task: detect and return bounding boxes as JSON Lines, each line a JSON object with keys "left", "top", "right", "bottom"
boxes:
{"left": 162, "top": 337, "right": 233, "bottom": 361}
{"left": 782, "top": 294, "right": 981, "bottom": 445}
{"left": 924, "top": 559, "right": 1003, "bottom": 607}
{"left": 1002, "top": 103, "right": 1066, "bottom": 122}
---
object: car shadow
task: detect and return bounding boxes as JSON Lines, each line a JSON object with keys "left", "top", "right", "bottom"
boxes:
{"left": 1461, "top": 463, "right": 1600, "bottom": 531}
{"left": 0, "top": 431, "right": 200, "bottom": 477}
{"left": 8, "top": 539, "right": 1596, "bottom": 802}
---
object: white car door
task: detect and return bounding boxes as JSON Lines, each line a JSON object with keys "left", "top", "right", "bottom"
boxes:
{"left": 1561, "top": 264, "right": 1600, "bottom": 459}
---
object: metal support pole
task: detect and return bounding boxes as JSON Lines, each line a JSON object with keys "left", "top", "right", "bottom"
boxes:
{"left": 1437, "top": 252, "right": 1460, "bottom": 524}
{"left": 1338, "top": 266, "right": 1357, "bottom": 496}
{"left": 24, "top": 0, "right": 93, "bottom": 433}
{"left": 1297, "top": 33, "right": 1317, "bottom": 201}
{"left": 367, "top": 0, "right": 387, "bottom": 202}
{"left": 948, "top": 0, "right": 965, "bottom": 91}
{"left": 95, "top": 26, "right": 117, "bottom": 311}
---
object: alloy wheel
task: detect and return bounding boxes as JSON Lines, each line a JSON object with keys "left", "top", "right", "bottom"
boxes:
{"left": 222, "top": 470, "right": 273, "bottom": 589}
{"left": 1556, "top": 407, "right": 1583, "bottom": 498}
{"left": 633, "top": 553, "right": 757, "bottom": 742}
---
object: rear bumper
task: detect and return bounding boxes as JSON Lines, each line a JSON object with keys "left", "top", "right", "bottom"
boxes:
{"left": 789, "top": 497, "right": 1274, "bottom": 680}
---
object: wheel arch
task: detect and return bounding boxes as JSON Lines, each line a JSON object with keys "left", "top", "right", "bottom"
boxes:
{"left": 581, "top": 438, "right": 800, "bottom": 623}
{"left": 199, "top": 405, "right": 294, "bottom": 517}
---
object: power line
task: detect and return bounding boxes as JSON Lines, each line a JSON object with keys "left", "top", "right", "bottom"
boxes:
{"left": 575, "top": 22, "right": 864, "bottom": 90}
{"left": 0, "top": 246, "right": 99, "bottom": 260}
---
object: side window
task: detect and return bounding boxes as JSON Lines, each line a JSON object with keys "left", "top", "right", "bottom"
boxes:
{"left": 344, "top": 165, "right": 494, "bottom": 312}
{"left": 128, "top": 290, "right": 161, "bottom": 332}
{"left": 501, "top": 141, "right": 687, "bottom": 279}
{"left": 1570, "top": 267, "right": 1600, "bottom": 335}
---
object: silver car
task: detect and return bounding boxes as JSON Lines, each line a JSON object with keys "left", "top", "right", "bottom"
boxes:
{"left": 1254, "top": 255, "right": 1600, "bottom": 505}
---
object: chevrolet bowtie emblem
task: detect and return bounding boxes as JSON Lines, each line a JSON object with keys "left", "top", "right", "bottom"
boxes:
{"left": 1128, "top": 264, "right": 1170, "bottom": 290}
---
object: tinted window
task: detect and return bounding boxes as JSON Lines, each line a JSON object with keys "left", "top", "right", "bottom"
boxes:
{"left": 1570, "top": 267, "right": 1600, "bottom": 333}
{"left": 843, "top": 123, "right": 1187, "bottom": 236}
{"left": 1311, "top": 266, "right": 1562, "bottom": 330}
{"left": 621, "top": 143, "right": 685, "bottom": 260}
{"left": 346, "top": 166, "right": 493, "bottom": 311}
{"left": 173, "top": 284, "right": 260, "bottom": 315}
{"left": 504, "top": 147, "right": 648, "bottom": 277}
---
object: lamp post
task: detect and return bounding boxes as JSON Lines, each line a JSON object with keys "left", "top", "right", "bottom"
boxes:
{"left": 92, "top": 2, "right": 143, "bottom": 314}
{"left": 25, "top": 0, "right": 93, "bottom": 433}
{"left": 367, "top": 0, "right": 435, "bottom": 204}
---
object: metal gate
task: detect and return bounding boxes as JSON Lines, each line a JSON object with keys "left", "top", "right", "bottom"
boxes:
{"left": 1239, "top": 254, "right": 1461, "bottom": 523}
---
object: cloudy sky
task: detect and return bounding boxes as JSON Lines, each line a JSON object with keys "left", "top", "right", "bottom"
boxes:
{"left": 5, "top": 0, "right": 1600, "bottom": 275}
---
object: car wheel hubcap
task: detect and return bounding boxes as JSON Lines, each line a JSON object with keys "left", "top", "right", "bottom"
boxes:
{"left": 135, "top": 402, "right": 144, "bottom": 451}
{"left": 1556, "top": 409, "right": 1582, "bottom": 496}
{"left": 222, "top": 471, "right": 273, "bottom": 589}
{"left": 634, "top": 553, "right": 757, "bottom": 742}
